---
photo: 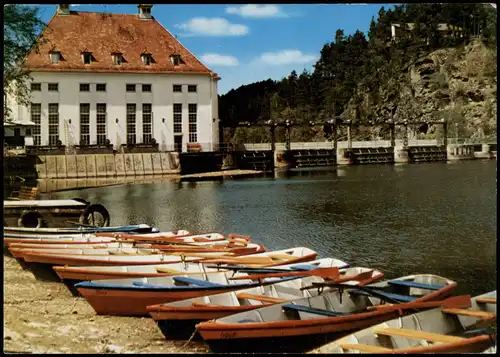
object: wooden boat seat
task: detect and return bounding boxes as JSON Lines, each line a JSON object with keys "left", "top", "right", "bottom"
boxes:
{"left": 339, "top": 343, "right": 393, "bottom": 353}
{"left": 475, "top": 297, "right": 496, "bottom": 304}
{"left": 348, "top": 289, "right": 417, "bottom": 303}
{"left": 281, "top": 303, "right": 348, "bottom": 317}
{"left": 269, "top": 254, "right": 297, "bottom": 261}
{"left": 388, "top": 280, "right": 445, "bottom": 290}
{"left": 441, "top": 308, "right": 496, "bottom": 320}
{"left": 155, "top": 267, "right": 181, "bottom": 274}
{"left": 373, "top": 327, "right": 465, "bottom": 343}
{"left": 236, "top": 292, "right": 288, "bottom": 304}
{"left": 172, "top": 276, "right": 225, "bottom": 287}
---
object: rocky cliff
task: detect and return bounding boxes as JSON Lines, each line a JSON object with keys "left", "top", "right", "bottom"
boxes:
{"left": 343, "top": 39, "right": 497, "bottom": 140}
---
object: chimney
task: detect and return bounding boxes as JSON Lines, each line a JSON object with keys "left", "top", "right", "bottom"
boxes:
{"left": 138, "top": 4, "right": 153, "bottom": 19}
{"left": 56, "top": 4, "right": 70, "bottom": 15}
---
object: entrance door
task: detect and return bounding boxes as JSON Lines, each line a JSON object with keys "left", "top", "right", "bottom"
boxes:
{"left": 174, "top": 135, "right": 182, "bottom": 152}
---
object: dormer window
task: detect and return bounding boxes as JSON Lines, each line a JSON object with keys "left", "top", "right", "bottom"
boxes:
{"left": 82, "top": 52, "right": 92, "bottom": 65}
{"left": 171, "top": 54, "right": 181, "bottom": 66}
{"left": 112, "top": 53, "right": 123, "bottom": 65}
{"left": 141, "top": 53, "right": 152, "bottom": 66}
{"left": 50, "top": 50, "right": 60, "bottom": 64}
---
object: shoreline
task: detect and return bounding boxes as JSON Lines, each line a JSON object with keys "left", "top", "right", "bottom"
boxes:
{"left": 3, "top": 256, "right": 208, "bottom": 354}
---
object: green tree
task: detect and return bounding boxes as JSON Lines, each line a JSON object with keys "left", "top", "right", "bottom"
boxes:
{"left": 3, "top": 5, "right": 45, "bottom": 121}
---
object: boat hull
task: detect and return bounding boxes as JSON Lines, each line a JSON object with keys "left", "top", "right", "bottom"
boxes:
{"left": 197, "top": 287, "right": 455, "bottom": 353}
{"left": 77, "top": 286, "right": 256, "bottom": 316}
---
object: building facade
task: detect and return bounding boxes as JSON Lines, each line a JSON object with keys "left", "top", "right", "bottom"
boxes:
{"left": 9, "top": 4, "right": 220, "bottom": 152}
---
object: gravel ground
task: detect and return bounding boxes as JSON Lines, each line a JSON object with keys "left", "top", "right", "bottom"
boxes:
{"left": 3, "top": 256, "right": 209, "bottom": 354}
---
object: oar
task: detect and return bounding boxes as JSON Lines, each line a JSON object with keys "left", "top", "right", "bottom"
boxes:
{"left": 300, "top": 270, "right": 378, "bottom": 291}
{"left": 367, "top": 295, "right": 472, "bottom": 312}
{"left": 228, "top": 267, "right": 340, "bottom": 280}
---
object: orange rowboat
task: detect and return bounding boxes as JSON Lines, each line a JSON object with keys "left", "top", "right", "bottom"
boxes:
{"left": 74, "top": 267, "right": 331, "bottom": 316}
{"left": 54, "top": 257, "right": 346, "bottom": 297}
{"left": 195, "top": 274, "right": 458, "bottom": 353}
{"left": 147, "top": 267, "right": 383, "bottom": 340}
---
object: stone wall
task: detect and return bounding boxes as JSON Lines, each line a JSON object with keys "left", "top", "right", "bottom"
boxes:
{"left": 37, "top": 152, "right": 180, "bottom": 179}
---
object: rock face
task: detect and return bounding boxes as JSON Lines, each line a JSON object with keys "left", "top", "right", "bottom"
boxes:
{"left": 343, "top": 39, "right": 497, "bottom": 140}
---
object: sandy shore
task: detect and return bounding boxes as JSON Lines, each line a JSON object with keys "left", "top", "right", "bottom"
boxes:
{"left": 3, "top": 256, "right": 209, "bottom": 354}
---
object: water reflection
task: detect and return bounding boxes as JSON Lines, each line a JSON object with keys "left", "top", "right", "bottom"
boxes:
{"left": 44, "top": 161, "right": 496, "bottom": 297}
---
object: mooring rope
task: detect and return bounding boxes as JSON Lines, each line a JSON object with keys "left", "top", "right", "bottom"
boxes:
{"left": 182, "top": 327, "right": 199, "bottom": 349}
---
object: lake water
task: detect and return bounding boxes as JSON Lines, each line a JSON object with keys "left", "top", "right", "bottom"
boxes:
{"left": 42, "top": 160, "right": 497, "bottom": 297}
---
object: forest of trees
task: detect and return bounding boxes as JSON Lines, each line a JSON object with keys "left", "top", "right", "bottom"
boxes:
{"left": 219, "top": 3, "right": 497, "bottom": 144}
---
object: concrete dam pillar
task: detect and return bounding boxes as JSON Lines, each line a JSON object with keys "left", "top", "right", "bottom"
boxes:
{"left": 336, "top": 148, "right": 354, "bottom": 165}
{"left": 274, "top": 150, "right": 292, "bottom": 169}
{"left": 394, "top": 146, "right": 410, "bottom": 164}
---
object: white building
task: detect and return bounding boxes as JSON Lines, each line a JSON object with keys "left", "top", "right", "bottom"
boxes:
{"left": 9, "top": 4, "right": 220, "bottom": 152}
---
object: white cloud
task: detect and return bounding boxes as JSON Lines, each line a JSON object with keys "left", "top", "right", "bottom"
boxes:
{"left": 176, "top": 17, "right": 249, "bottom": 37}
{"left": 201, "top": 53, "right": 239, "bottom": 67}
{"left": 225, "top": 4, "right": 287, "bottom": 18}
{"left": 258, "top": 50, "right": 318, "bottom": 66}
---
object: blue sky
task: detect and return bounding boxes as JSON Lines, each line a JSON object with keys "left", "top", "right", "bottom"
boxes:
{"left": 33, "top": 4, "right": 394, "bottom": 94}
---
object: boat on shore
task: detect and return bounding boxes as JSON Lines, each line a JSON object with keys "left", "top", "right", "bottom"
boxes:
{"left": 54, "top": 257, "right": 348, "bottom": 296}
{"left": 74, "top": 262, "right": 339, "bottom": 316}
{"left": 16, "top": 247, "right": 316, "bottom": 282}
{"left": 308, "top": 290, "right": 496, "bottom": 354}
{"left": 195, "top": 274, "right": 458, "bottom": 353}
{"left": 147, "top": 266, "right": 382, "bottom": 340}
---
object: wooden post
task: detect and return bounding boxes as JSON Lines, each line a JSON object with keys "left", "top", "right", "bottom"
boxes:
{"left": 347, "top": 121, "right": 352, "bottom": 149}
{"left": 442, "top": 120, "right": 448, "bottom": 147}
{"left": 332, "top": 120, "right": 337, "bottom": 152}
{"left": 285, "top": 120, "right": 291, "bottom": 151}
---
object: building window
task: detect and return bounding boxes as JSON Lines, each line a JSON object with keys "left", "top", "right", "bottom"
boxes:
{"left": 48, "top": 103, "right": 59, "bottom": 146}
{"left": 30, "top": 103, "right": 41, "bottom": 146}
{"left": 173, "top": 84, "right": 182, "bottom": 93}
{"left": 188, "top": 85, "right": 197, "bottom": 93}
{"left": 82, "top": 52, "right": 92, "bottom": 64}
{"left": 171, "top": 54, "right": 181, "bottom": 66}
{"left": 126, "top": 103, "right": 136, "bottom": 144}
{"left": 48, "top": 83, "right": 59, "bottom": 91}
{"left": 80, "top": 83, "right": 90, "bottom": 92}
{"left": 142, "top": 84, "right": 152, "bottom": 92}
{"left": 126, "top": 84, "right": 136, "bottom": 92}
{"left": 173, "top": 103, "right": 182, "bottom": 134}
{"left": 79, "top": 103, "right": 90, "bottom": 145}
{"left": 31, "top": 83, "right": 41, "bottom": 91}
{"left": 141, "top": 54, "right": 152, "bottom": 65}
{"left": 96, "top": 83, "right": 106, "bottom": 92}
{"left": 188, "top": 103, "right": 197, "bottom": 143}
{"left": 50, "top": 51, "right": 60, "bottom": 64}
{"left": 96, "top": 103, "right": 107, "bottom": 145}
{"left": 142, "top": 103, "right": 152, "bottom": 143}
{"left": 113, "top": 54, "right": 123, "bottom": 65}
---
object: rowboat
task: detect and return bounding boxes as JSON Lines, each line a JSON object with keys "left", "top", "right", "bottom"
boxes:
{"left": 195, "top": 274, "right": 457, "bottom": 353}
{"left": 17, "top": 247, "right": 316, "bottom": 282}
{"left": 74, "top": 262, "right": 337, "bottom": 316}
{"left": 95, "top": 231, "right": 238, "bottom": 243}
{"left": 14, "top": 250, "right": 234, "bottom": 281}
{"left": 147, "top": 266, "right": 382, "bottom": 340}
{"left": 309, "top": 290, "right": 496, "bottom": 354}
{"left": 8, "top": 240, "right": 265, "bottom": 256}
{"left": 4, "top": 224, "right": 159, "bottom": 235}
{"left": 3, "top": 232, "right": 222, "bottom": 245}
{"left": 54, "top": 258, "right": 347, "bottom": 296}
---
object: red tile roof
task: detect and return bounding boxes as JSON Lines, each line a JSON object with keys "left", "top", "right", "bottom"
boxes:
{"left": 24, "top": 10, "right": 219, "bottom": 79}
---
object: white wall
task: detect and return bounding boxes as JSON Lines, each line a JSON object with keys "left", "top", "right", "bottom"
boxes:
{"left": 12, "top": 71, "right": 219, "bottom": 151}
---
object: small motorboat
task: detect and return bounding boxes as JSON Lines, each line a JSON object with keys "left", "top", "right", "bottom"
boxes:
{"left": 309, "top": 290, "right": 496, "bottom": 354}
{"left": 195, "top": 274, "right": 458, "bottom": 353}
{"left": 147, "top": 266, "right": 382, "bottom": 340}
{"left": 74, "top": 263, "right": 340, "bottom": 316}
{"left": 54, "top": 258, "right": 347, "bottom": 296}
